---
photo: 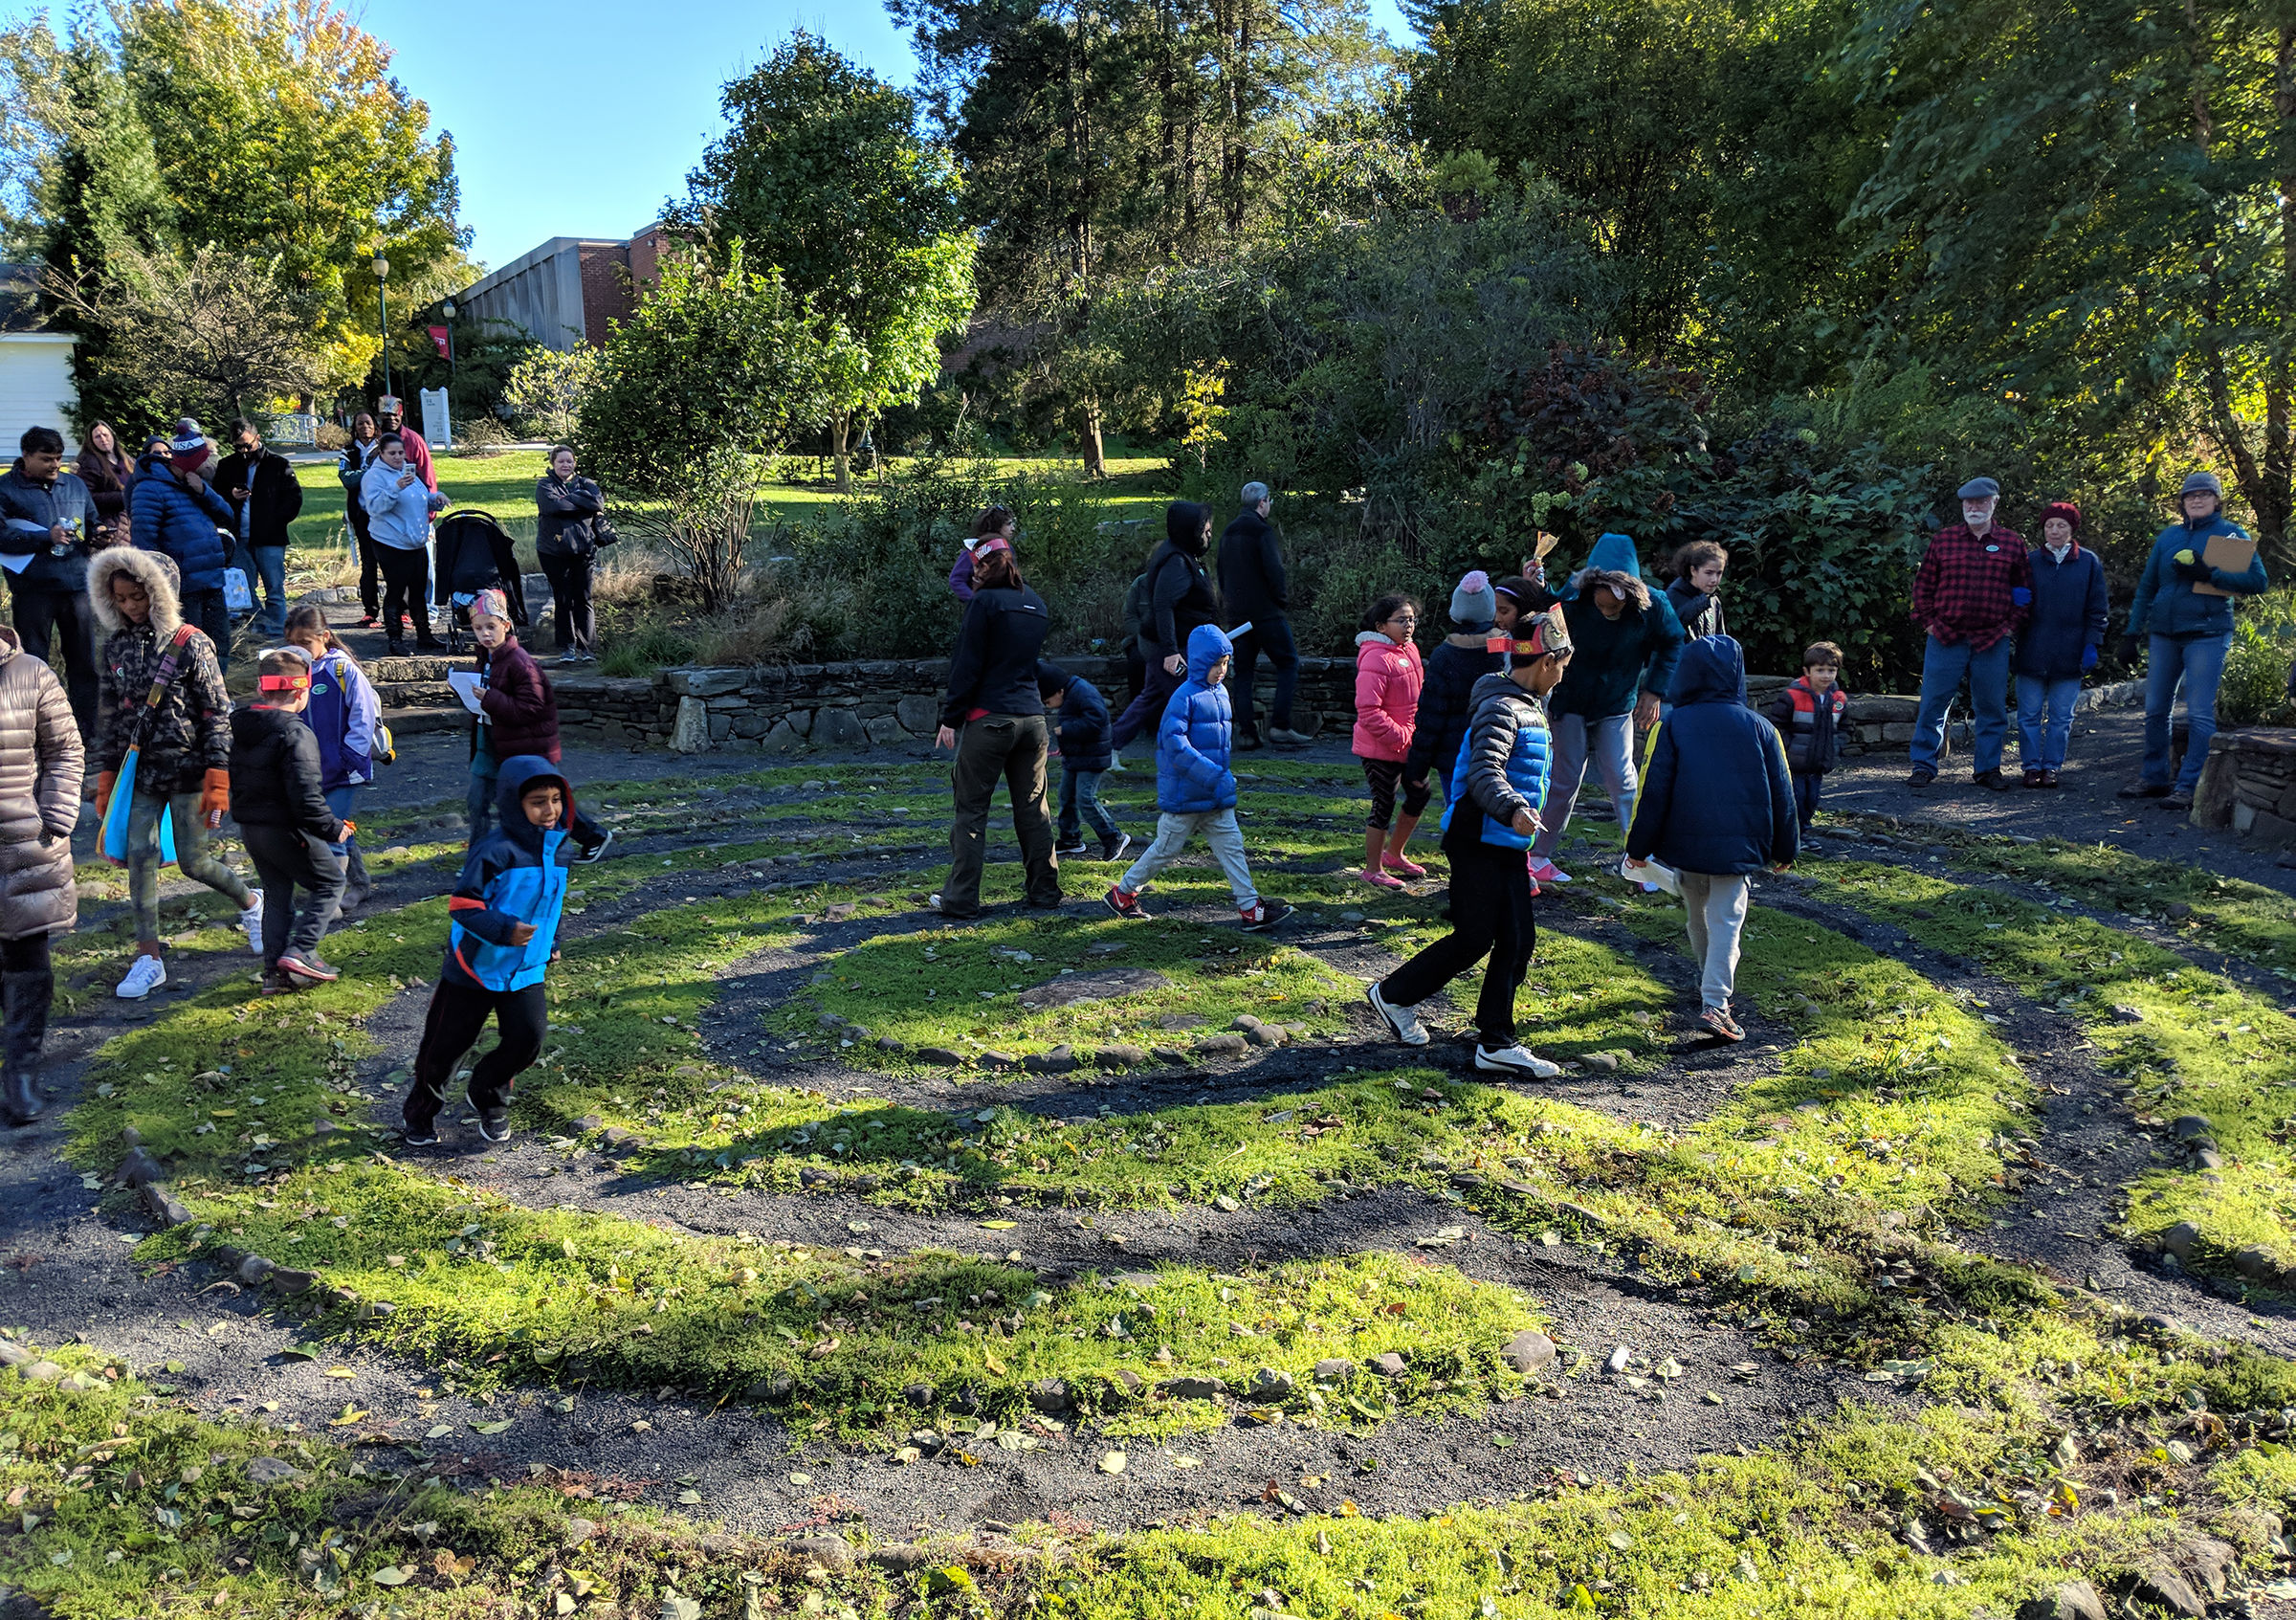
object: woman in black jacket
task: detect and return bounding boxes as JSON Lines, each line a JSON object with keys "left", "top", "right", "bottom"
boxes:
{"left": 1108, "top": 501, "right": 1219, "bottom": 753}
{"left": 77, "top": 421, "right": 133, "bottom": 542}
{"left": 931, "top": 539, "right": 1061, "bottom": 921}
{"left": 535, "top": 445, "right": 604, "bottom": 664}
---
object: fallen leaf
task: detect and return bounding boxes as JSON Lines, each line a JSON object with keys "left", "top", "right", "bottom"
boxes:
{"left": 470, "top": 1420, "right": 512, "bottom": 1435}
{"left": 983, "top": 1352, "right": 1008, "bottom": 1376}
{"left": 1099, "top": 1451, "right": 1127, "bottom": 1475}
{"left": 787, "top": 1472, "right": 811, "bottom": 1487}
{"left": 369, "top": 1566, "right": 411, "bottom": 1587}
{"left": 323, "top": 1367, "right": 356, "bottom": 1380}
{"left": 979, "top": 1220, "right": 1016, "bottom": 1231}
{"left": 426, "top": 1425, "right": 453, "bottom": 1440}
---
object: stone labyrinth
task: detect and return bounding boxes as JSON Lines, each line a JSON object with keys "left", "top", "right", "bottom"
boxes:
{"left": 7, "top": 752, "right": 2296, "bottom": 1617}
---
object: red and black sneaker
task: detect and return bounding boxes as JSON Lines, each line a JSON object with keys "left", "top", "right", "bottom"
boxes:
{"left": 278, "top": 952, "right": 339, "bottom": 985}
{"left": 1104, "top": 885, "right": 1151, "bottom": 921}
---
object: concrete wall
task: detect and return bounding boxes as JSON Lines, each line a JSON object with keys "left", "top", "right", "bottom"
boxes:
{"left": 456, "top": 238, "right": 609, "bottom": 351}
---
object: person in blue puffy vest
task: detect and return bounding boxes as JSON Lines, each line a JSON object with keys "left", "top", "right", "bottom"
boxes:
{"left": 400, "top": 756, "right": 608, "bottom": 1147}
{"left": 1104, "top": 622, "right": 1292, "bottom": 930}
{"left": 1366, "top": 609, "right": 1573, "bottom": 1077}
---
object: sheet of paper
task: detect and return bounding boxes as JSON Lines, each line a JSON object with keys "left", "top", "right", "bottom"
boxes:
{"left": 446, "top": 669, "right": 487, "bottom": 716}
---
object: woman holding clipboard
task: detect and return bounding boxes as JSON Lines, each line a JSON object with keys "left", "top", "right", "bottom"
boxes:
{"left": 2117, "top": 470, "right": 2267, "bottom": 810}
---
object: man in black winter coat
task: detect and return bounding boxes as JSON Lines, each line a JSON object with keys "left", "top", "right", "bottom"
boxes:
{"left": 215, "top": 418, "right": 303, "bottom": 641}
{"left": 1217, "top": 482, "right": 1306, "bottom": 747}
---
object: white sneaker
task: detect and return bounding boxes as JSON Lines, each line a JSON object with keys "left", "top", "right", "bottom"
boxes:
{"left": 1365, "top": 983, "right": 1429, "bottom": 1046}
{"left": 238, "top": 891, "right": 266, "bottom": 957}
{"left": 116, "top": 954, "right": 166, "bottom": 1000}
{"left": 1475, "top": 1044, "right": 1560, "bottom": 1078}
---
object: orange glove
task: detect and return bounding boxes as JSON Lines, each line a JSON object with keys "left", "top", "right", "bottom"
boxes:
{"left": 200, "top": 768, "right": 230, "bottom": 830}
{"left": 92, "top": 770, "right": 116, "bottom": 811}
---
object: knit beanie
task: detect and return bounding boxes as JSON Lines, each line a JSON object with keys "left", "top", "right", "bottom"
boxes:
{"left": 471, "top": 588, "right": 512, "bottom": 625}
{"left": 166, "top": 417, "right": 212, "bottom": 477}
{"left": 1449, "top": 569, "right": 1497, "bottom": 631}
{"left": 2040, "top": 500, "right": 2082, "bottom": 533}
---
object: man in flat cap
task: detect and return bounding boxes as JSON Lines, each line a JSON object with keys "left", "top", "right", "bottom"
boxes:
{"left": 1906, "top": 476, "right": 2033, "bottom": 791}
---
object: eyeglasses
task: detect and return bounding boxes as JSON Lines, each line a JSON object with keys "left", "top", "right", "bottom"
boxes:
{"left": 1385, "top": 612, "right": 1418, "bottom": 626}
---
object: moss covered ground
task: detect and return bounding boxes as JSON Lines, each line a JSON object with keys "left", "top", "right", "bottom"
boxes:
{"left": 10, "top": 764, "right": 2296, "bottom": 1614}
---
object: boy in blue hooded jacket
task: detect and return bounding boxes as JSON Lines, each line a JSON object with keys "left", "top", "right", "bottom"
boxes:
{"left": 401, "top": 756, "right": 609, "bottom": 1145}
{"left": 1105, "top": 624, "right": 1292, "bottom": 930}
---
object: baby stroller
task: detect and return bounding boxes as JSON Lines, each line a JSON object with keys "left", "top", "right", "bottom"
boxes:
{"left": 431, "top": 508, "right": 528, "bottom": 654}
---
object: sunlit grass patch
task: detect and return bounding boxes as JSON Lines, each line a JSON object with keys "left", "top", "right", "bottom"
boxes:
{"left": 1813, "top": 859, "right": 2296, "bottom": 1280}
{"left": 144, "top": 1170, "right": 1546, "bottom": 1440}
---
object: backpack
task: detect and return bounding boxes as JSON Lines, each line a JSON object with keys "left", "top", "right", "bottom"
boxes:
{"left": 1120, "top": 569, "right": 1153, "bottom": 647}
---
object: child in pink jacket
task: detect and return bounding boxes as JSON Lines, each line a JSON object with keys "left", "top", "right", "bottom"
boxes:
{"left": 1353, "top": 594, "right": 1426, "bottom": 889}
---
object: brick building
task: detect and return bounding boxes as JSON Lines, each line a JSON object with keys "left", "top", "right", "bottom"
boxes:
{"left": 453, "top": 221, "right": 673, "bottom": 351}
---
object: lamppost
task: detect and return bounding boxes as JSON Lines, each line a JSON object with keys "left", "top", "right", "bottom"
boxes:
{"left": 371, "top": 251, "right": 390, "bottom": 397}
{"left": 441, "top": 298, "right": 457, "bottom": 389}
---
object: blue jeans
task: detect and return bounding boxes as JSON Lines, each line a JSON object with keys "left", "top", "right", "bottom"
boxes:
{"left": 324, "top": 784, "right": 371, "bottom": 893}
{"left": 2144, "top": 632, "right": 2232, "bottom": 790}
{"left": 1792, "top": 771, "right": 1823, "bottom": 830}
{"left": 1226, "top": 614, "right": 1298, "bottom": 738}
{"left": 1058, "top": 766, "right": 1119, "bottom": 846}
{"left": 1910, "top": 634, "right": 2010, "bottom": 774}
{"left": 250, "top": 544, "right": 287, "bottom": 638}
{"left": 468, "top": 759, "right": 497, "bottom": 846}
{"left": 2015, "top": 674, "right": 2083, "bottom": 771}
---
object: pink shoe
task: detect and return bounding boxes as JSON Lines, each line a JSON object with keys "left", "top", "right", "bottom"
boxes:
{"left": 1382, "top": 854, "right": 1428, "bottom": 879}
{"left": 1359, "top": 868, "right": 1406, "bottom": 891}
{"left": 1527, "top": 857, "right": 1571, "bottom": 885}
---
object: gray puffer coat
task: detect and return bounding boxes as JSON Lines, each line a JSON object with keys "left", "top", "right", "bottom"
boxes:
{"left": 0, "top": 627, "right": 84, "bottom": 939}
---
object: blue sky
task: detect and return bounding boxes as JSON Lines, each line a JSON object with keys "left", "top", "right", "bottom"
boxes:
{"left": 348, "top": 0, "right": 1419, "bottom": 271}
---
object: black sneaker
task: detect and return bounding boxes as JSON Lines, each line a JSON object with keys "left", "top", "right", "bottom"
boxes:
{"left": 2163, "top": 789, "right": 2195, "bottom": 811}
{"left": 1973, "top": 768, "right": 2017, "bottom": 792}
{"left": 476, "top": 1112, "right": 511, "bottom": 1143}
{"left": 2118, "top": 782, "right": 2172, "bottom": 799}
{"left": 1236, "top": 733, "right": 1265, "bottom": 751}
{"left": 401, "top": 1123, "right": 440, "bottom": 1147}
{"left": 1241, "top": 898, "right": 1295, "bottom": 932}
{"left": 1100, "top": 832, "right": 1132, "bottom": 864}
{"left": 1055, "top": 839, "right": 1089, "bottom": 855}
{"left": 1906, "top": 766, "right": 1936, "bottom": 788}
{"left": 259, "top": 969, "right": 298, "bottom": 997}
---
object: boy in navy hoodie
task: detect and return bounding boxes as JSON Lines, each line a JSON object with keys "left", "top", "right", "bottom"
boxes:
{"left": 1104, "top": 624, "right": 1291, "bottom": 929}
{"left": 1042, "top": 660, "right": 1128, "bottom": 862}
{"left": 401, "top": 756, "right": 608, "bottom": 1146}
{"left": 1624, "top": 635, "right": 1798, "bottom": 1044}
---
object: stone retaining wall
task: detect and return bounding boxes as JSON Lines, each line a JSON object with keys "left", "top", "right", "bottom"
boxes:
{"left": 2194, "top": 729, "right": 2296, "bottom": 840}
{"left": 409, "top": 655, "right": 2146, "bottom": 758}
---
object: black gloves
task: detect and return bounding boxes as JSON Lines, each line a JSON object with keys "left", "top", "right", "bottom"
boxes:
{"left": 2117, "top": 633, "right": 2142, "bottom": 665}
{"left": 2173, "top": 557, "right": 2215, "bottom": 584}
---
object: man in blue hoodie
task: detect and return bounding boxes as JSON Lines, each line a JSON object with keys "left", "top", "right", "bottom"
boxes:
{"left": 1529, "top": 533, "right": 1686, "bottom": 884}
{"left": 1624, "top": 635, "right": 1798, "bottom": 1044}
{"left": 400, "top": 756, "right": 608, "bottom": 1146}
{"left": 1104, "top": 624, "right": 1292, "bottom": 930}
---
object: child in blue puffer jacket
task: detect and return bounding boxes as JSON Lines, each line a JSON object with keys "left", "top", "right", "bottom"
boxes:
{"left": 1104, "top": 624, "right": 1292, "bottom": 930}
{"left": 1366, "top": 610, "right": 1574, "bottom": 1078}
{"left": 400, "top": 756, "right": 609, "bottom": 1146}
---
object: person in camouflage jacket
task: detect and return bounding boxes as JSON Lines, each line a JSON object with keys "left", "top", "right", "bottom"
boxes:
{"left": 86, "top": 544, "right": 257, "bottom": 999}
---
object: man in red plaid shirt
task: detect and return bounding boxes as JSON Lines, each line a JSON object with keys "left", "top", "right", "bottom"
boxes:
{"left": 1908, "top": 476, "right": 2032, "bottom": 791}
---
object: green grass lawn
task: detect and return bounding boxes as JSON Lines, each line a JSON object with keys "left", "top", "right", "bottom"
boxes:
{"left": 20, "top": 771, "right": 2296, "bottom": 1616}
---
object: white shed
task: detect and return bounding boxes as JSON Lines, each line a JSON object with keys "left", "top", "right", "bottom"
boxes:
{"left": 0, "top": 332, "right": 77, "bottom": 455}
